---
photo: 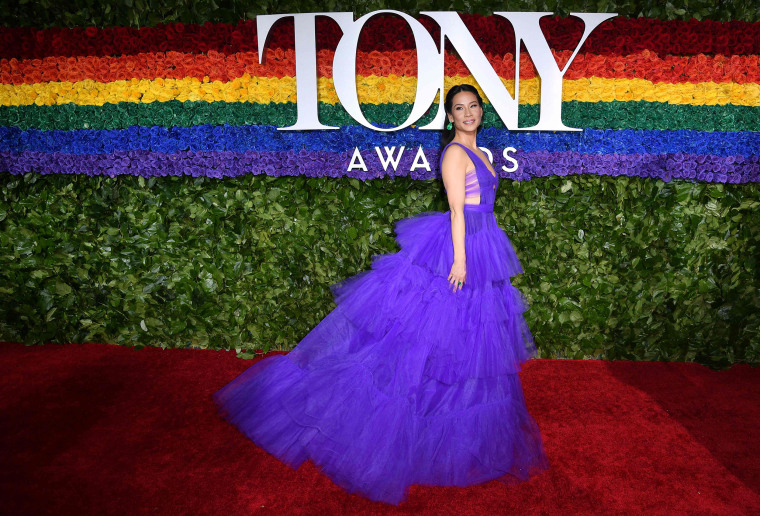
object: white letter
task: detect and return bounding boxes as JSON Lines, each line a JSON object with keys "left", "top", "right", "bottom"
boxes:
{"left": 495, "top": 12, "right": 616, "bottom": 131}
{"left": 409, "top": 146, "right": 431, "bottom": 172}
{"left": 347, "top": 147, "right": 368, "bottom": 171}
{"left": 333, "top": 11, "right": 442, "bottom": 132}
{"left": 479, "top": 147, "right": 493, "bottom": 163}
{"left": 502, "top": 147, "right": 518, "bottom": 172}
{"left": 420, "top": 12, "right": 615, "bottom": 131}
{"left": 258, "top": 13, "right": 354, "bottom": 130}
{"left": 420, "top": 12, "right": 519, "bottom": 130}
{"left": 374, "top": 146, "right": 406, "bottom": 171}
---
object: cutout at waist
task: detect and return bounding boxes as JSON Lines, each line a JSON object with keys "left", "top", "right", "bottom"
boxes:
{"left": 463, "top": 203, "right": 494, "bottom": 213}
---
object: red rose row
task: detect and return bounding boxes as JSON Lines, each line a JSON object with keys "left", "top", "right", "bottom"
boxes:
{"left": 2, "top": 49, "right": 758, "bottom": 85}
{"left": 1, "top": 16, "right": 759, "bottom": 60}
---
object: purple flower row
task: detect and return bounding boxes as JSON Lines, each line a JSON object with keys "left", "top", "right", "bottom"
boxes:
{"left": 1, "top": 149, "right": 758, "bottom": 184}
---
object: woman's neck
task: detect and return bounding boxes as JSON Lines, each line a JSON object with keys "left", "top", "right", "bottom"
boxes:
{"left": 453, "top": 133, "right": 478, "bottom": 149}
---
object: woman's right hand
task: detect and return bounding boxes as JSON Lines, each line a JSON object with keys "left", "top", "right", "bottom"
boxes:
{"left": 448, "top": 259, "right": 466, "bottom": 293}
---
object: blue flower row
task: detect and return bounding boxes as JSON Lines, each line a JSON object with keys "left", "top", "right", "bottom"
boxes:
{"left": 1, "top": 125, "right": 759, "bottom": 157}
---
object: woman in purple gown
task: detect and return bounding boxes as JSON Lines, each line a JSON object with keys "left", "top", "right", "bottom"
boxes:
{"left": 214, "top": 84, "right": 549, "bottom": 504}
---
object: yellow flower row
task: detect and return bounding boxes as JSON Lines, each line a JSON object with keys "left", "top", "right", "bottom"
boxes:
{"left": 2, "top": 75, "right": 759, "bottom": 107}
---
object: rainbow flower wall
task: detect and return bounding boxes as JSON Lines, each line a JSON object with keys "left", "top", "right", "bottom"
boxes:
{"left": 1, "top": 16, "right": 759, "bottom": 182}
{"left": 1, "top": 6, "right": 759, "bottom": 366}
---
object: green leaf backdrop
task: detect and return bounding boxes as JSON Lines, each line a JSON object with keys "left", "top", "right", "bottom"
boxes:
{"left": 1, "top": 173, "right": 758, "bottom": 367}
{"left": 2, "top": 0, "right": 758, "bottom": 27}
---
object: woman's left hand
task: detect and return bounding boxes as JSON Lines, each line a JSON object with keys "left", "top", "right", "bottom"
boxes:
{"left": 448, "top": 259, "right": 466, "bottom": 293}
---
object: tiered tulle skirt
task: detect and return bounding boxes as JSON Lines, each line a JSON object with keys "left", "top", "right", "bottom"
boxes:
{"left": 213, "top": 206, "right": 549, "bottom": 504}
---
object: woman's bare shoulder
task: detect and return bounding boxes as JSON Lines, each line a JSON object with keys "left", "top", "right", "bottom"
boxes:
{"left": 441, "top": 144, "right": 469, "bottom": 170}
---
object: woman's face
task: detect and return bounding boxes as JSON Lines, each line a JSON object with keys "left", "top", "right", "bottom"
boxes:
{"left": 448, "top": 91, "right": 482, "bottom": 133}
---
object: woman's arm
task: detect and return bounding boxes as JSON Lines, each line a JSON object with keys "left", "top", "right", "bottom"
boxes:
{"left": 441, "top": 146, "right": 468, "bottom": 292}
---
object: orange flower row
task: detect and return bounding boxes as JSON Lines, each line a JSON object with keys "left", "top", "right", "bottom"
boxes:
{"left": 2, "top": 48, "right": 758, "bottom": 85}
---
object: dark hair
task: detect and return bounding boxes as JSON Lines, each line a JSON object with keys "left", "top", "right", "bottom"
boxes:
{"left": 440, "top": 84, "right": 484, "bottom": 147}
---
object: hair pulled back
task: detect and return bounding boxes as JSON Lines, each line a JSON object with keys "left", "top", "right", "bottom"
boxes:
{"left": 440, "top": 84, "right": 484, "bottom": 147}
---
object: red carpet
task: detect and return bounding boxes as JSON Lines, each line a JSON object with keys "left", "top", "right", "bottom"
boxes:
{"left": 1, "top": 342, "right": 759, "bottom": 515}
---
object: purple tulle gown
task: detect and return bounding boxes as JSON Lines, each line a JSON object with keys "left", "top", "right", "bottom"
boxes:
{"left": 213, "top": 142, "right": 549, "bottom": 504}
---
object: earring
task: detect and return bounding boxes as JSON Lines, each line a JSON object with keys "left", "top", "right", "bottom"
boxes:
{"left": 446, "top": 121, "right": 453, "bottom": 130}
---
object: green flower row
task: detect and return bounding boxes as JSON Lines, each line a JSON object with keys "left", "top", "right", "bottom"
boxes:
{"left": 2, "top": 100, "right": 759, "bottom": 132}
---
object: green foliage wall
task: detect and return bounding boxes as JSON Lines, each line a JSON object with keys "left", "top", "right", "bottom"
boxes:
{"left": 1, "top": 173, "right": 758, "bottom": 367}
{"left": 2, "top": 0, "right": 758, "bottom": 27}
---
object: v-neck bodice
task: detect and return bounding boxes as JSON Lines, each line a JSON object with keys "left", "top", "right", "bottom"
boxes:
{"left": 440, "top": 142, "right": 499, "bottom": 208}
